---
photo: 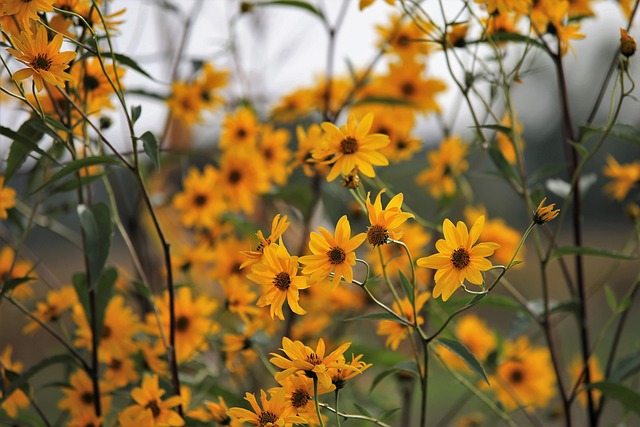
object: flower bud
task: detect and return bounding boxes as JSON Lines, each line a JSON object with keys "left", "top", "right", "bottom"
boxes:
{"left": 620, "top": 28, "right": 636, "bottom": 58}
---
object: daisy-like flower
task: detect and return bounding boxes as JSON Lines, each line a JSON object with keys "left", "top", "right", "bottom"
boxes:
{"left": 569, "top": 355, "right": 603, "bottom": 407}
{"left": 71, "top": 58, "right": 125, "bottom": 111}
{"left": 270, "top": 337, "right": 357, "bottom": 389}
{"left": 329, "top": 353, "right": 372, "bottom": 390}
{"left": 220, "top": 106, "right": 260, "bottom": 149}
{"left": 228, "top": 388, "right": 307, "bottom": 426}
{"left": 7, "top": 25, "right": 76, "bottom": 92}
{"left": 602, "top": 155, "right": 640, "bottom": 201}
{"left": 315, "top": 112, "right": 390, "bottom": 182}
{"left": 218, "top": 149, "right": 270, "bottom": 214}
{"left": 0, "top": 0, "right": 55, "bottom": 26}
{"left": 379, "top": 60, "right": 447, "bottom": 114}
{"left": 484, "top": 337, "right": 556, "bottom": 411}
{"left": 464, "top": 205, "right": 523, "bottom": 267}
{"left": 292, "top": 124, "right": 330, "bottom": 177}
{"left": 172, "top": 165, "right": 226, "bottom": 229}
{"left": 377, "top": 292, "right": 430, "bottom": 350}
{"left": 533, "top": 197, "right": 560, "bottom": 224}
{"left": 416, "top": 135, "right": 469, "bottom": 198}
{"left": 58, "top": 369, "right": 111, "bottom": 418}
{"left": 247, "top": 241, "right": 310, "bottom": 321}
{"left": 273, "top": 375, "right": 334, "bottom": 419}
{"left": 219, "top": 276, "right": 261, "bottom": 323}
{"left": 0, "top": 246, "right": 35, "bottom": 300}
{"left": 147, "top": 287, "right": 218, "bottom": 363}
{"left": 22, "top": 285, "right": 77, "bottom": 334}
{"left": 365, "top": 190, "right": 414, "bottom": 247}
{"left": 241, "top": 214, "right": 290, "bottom": 269}
{"left": 201, "top": 396, "right": 242, "bottom": 426}
{"left": 195, "top": 62, "right": 228, "bottom": 109}
{"left": 258, "top": 125, "right": 292, "bottom": 185}
{"left": 299, "top": 215, "right": 366, "bottom": 289}
{"left": 103, "top": 354, "right": 139, "bottom": 390}
{"left": 67, "top": 412, "right": 103, "bottom": 427}
{"left": 166, "top": 80, "right": 205, "bottom": 125}
{"left": 119, "top": 374, "right": 184, "bottom": 427}
{"left": 416, "top": 216, "right": 500, "bottom": 301}
{"left": 1, "top": 346, "right": 29, "bottom": 418}
{"left": 0, "top": 176, "right": 16, "bottom": 220}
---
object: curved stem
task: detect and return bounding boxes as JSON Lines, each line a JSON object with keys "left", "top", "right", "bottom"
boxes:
{"left": 314, "top": 376, "right": 325, "bottom": 427}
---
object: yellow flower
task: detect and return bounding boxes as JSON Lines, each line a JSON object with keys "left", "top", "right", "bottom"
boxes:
{"left": 417, "top": 216, "right": 500, "bottom": 301}
{"left": 7, "top": 25, "right": 76, "bottom": 92}
{"left": 569, "top": 356, "right": 603, "bottom": 407}
{"left": 67, "top": 412, "right": 103, "bottom": 427}
{"left": 211, "top": 235, "right": 253, "bottom": 281}
{"left": 496, "top": 113, "right": 525, "bottom": 164}
{"left": 166, "top": 80, "right": 206, "bottom": 125}
{"left": 292, "top": 124, "right": 330, "bottom": 177}
{"left": 103, "top": 354, "right": 139, "bottom": 390}
{"left": 379, "top": 60, "right": 447, "bottom": 114}
{"left": 475, "top": 0, "right": 531, "bottom": 15}
{"left": 416, "top": 135, "right": 469, "bottom": 198}
{"left": 315, "top": 112, "right": 390, "bottom": 182}
{"left": 377, "top": 292, "right": 430, "bottom": 350}
{"left": 241, "top": 214, "right": 290, "bottom": 269}
{"left": 22, "top": 285, "right": 77, "bottom": 334}
{"left": 196, "top": 62, "right": 228, "bottom": 108}
{"left": 484, "top": 337, "right": 556, "bottom": 411}
{"left": 73, "top": 294, "right": 141, "bottom": 359}
{"left": 0, "top": 176, "right": 16, "bottom": 219}
{"left": 1, "top": 346, "right": 30, "bottom": 418}
{"left": 438, "top": 314, "right": 497, "bottom": 371}
{"left": 0, "top": 0, "right": 55, "bottom": 26}
{"left": 247, "top": 241, "right": 310, "bottom": 320}
{"left": 58, "top": 369, "right": 111, "bottom": 417}
{"left": 273, "top": 375, "right": 334, "bottom": 420}
{"left": 329, "top": 353, "right": 372, "bottom": 389}
{"left": 148, "top": 287, "right": 218, "bottom": 363}
{"left": 172, "top": 165, "right": 226, "bottom": 229}
{"left": 533, "top": 197, "right": 560, "bottom": 224}
{"left": 0, "top": 245, "right": 35, "bottom": 300}
{"left": 259, "top": 125, "right": 292, "bottom": 185}
{"left": 218, "top": 149, "right": 270, "bottom": 214}
{"left": 603, "top": 155, "right": 640, "bottom": 201}
{"left": 365, "top": 190, "right": 414, "bottom": 247}
{"left": 202, "top": 396, "right": 242, "bottom": 426}
{"left": 554, "top": 22, "right": 586, "bottom": 56}
{"left": 360, "top": 0, "right": 395, "bottom": 10}
{"left": 270, "top": 87, "right": 314, "bottom": 121}
{"left": 139, "top": 340, "right": 168, "bottom": 377}
{"left": 376, "top": 13, "right": 433, "bottom": 59}
{"left": 222, "top": 322, "right": 260, "bottom": 375}
{"left": 220, "top": 106, "right": 260, "bottom": 149}
{"left": 299, "top": 215, "right": 366, "bottom": 288}
{"left": 219, "top": 276, "right": 261, "bottom": 322}
{"left": 270, "top": 337, "right": 356, "bottom": 389}
{"left": 228, "top": 388, "right": 308, "bottom": 426}
{"left": 70, "top": 57, "right": 125, "bottom": 111}
{"left": 119, "top": 374, "right": 184, "bottom": 427}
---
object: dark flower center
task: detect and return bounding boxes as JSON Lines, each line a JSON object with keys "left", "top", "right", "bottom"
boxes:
{"left": 109, "top": 358, "right": 122, "bottom": 371}
{"left": 509, "top": 368, "right": 524, "bottom": 384}
{"left": 228, "top": 170, "right": 242, "bottom": 184}
{"left": 200, "top": 91, "right": 211, "bottom": 101}
{"left": 236, "top": 128, "right": 248, "bottom": 139}
{"left": 193, "top": 194, "right": 208, "bottom": 206}
{"left": 176, "top": 315, "right": 190, "bottom": 332}
{"left": 367, "top": 224, "right": 388, "bottom": 247}
{"left": 273, "top": 272, "right": 291, "bottom": 291}
{"left": 401, "top": 82, "right": 415, "bottom": 96}
{"left": 146, "top": 400, "right": 161, "bottom": 418}
{"left": 80, "top": 391, "right": 94, "bottom": 405}
{"left": 258, "top": 411, "right": 278, "bottom": 426}
{"left": 101, "top": 325, "right": 112, "bottom": 339}
{"left": 397, "top": 139, "right": 408, "bottom": 150}
{"left": 83, "top": 74, "right": 100, "bottom": 91}
{"left": 291, "top": 388, "right": 310, "bottom": 408}
{"left": 327, "top": 247, "right": 346, "bottom": 265}
{"left": 450, "top": 248, "right": 470, "bottom": 269}
{"left": 306, "top": 352, "right": 322, "bottom": 366}
{"left": 397, "top": 33, "right": 410, "bottom": 47}
{"left": 263, "top": 148, "right": 273, "bottom": 160}
{"left": 31, "top": 54, "right": 52, "bottom": 71}
{"left": 340, "top": 137, "right": 358, "bottom": 154}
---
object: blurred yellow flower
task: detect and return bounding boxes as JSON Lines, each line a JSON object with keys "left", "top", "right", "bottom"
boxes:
{"left": 58, "top": 369, "right": 111, "bottom": 418}
{"left": 7, "top": 25, "right": 76, "bottom": 92}
{"left": 416, "top": 135, "right": 469, "bottom": 198}
{"left": 603, "top": 155, "right": 640, "bottom": 201}
{"left": 377, "top": 292, "right": 429, "bottom": 350}
{"left": 438, "top": 314, "right": 497, "bottom": 371}
{"left": 569, "top": 355, "right": 603, "bottom": 407}
{"left": 0, "top": 246, "right": 35, "bottom": 300}
{"left": 365, "top": 190, "right": 414, "bottom": 247}
{"left": 119, "top": 374, "right": 184, "bottom": 427}
{"left": 0, "top": 176, "right": 16, "bottom": 220}
{"left": 464, "top": 205, "right": 523, "bottom": 267}
{"left": 220, "top": 106, "right": 259, "bottom": 149}
{"left": 218, "top": 149, "right": 269, "bottom": 214}
{"left": 172, "top": 166, "right": 226, "bottom": 229}
{"left": 228, "top": 389, "right": 307, "bottom": 426}
{"left": 22, "top": 285, "right": 77, "bottom": 334}
{"left": 0, "top": 346, "right": 29, "bottom": 418}
{"left": 417, "top": 216, "right": 499, "bottom": 301}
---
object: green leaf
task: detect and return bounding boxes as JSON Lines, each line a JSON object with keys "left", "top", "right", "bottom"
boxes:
{"left": 1, "top": 276, "right": 36, "bottom": 295}
{"left": 580, "top": 123, "right": 640, "bottom": 145}
{"left": 131, "top": 105, "right": 142, "bottom": 124}
{"left": 435, "top": 338, "right": 489, "bottom": 384}
{"left": 72, "top": 268, "right": 117, "bottom": 336}
{"left": 250, "top": 1, "right": 325, "bottom": 20}
{"left": 125, "top": 88, "right": 166, "bottom": 101}
{"left": 0, "top": 354, "right": 79, "bottom": 404}
{"left": 569, "top": 140, "right": 589, "bottom": 158}
{"left": 475, "top": 32, "right": 546, "bottom": 50}
{"left": 352, "top": 96, "right": 413, "bottom": 107}
{"left": 604, "top": 285, "right": 617, "bottom": 313}
{"left": 477, "top": 123, "right": 513, "bottom": 137}
{"left": 112, "top": 53, "right": 155, "bottom": 80}
{"left": 352, "top": 403, "right": 373, "bottom": 417}
{"left": 30, "top": 156, "right": 123, "bottom": 195}
{"left": 77, "top": 203, "right": 113, "bottom": 288}
{"left": 398, "top": 270, "right": 414, "bottom": 304}
{"left": 50, "top": 173, "right": 104, "bottom": 194}
{"left": 611, "top": 349, "right": 640, "bottom": 382}
{"left": 132, "top": 280, "right": 152, "bottom": 300}
{"left": 587, "top": 381, "right": 640, "bottom": 415}
{"left": 487, "top": 143, "right": 519, "bottom": 183}
{"left": 2, "top": 120, "right": 46, "bottom": 182}
{"left": 549, "top": 246, "right": 638, "bottom": 263}
{"left": 370, "top": 360, "right": 420, "bottom": 391}
{"left": 379, "top": 408, "right": 401, "bottom": 421}
{"left": 139, "top": 131, "right": 160, "bottom": 169}
{"left": 72, "top": 273, "right": 90, "bottom": 328}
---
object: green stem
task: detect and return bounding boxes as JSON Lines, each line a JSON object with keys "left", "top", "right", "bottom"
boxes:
{"left": 335, "top": 389, "right": 342, "bottom": 427}
{"left": 314, "top": 376, "right": 325, "bottom": 427}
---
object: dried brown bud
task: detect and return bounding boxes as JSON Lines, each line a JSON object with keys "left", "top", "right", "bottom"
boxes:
{"left": 341, "top": 167, "right": 360, "bottom": 189}
{"left": 620, "top": 28, "right": 636, "bottom": 58}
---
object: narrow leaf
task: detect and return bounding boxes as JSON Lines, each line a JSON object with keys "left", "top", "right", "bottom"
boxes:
{"left": 77, "top": 203, "right": 113, "bottom": 288}
{"left": 370, "top": 360, "right": 420, "bottom": 391}
{"left": 587, "top": 381, "right": 640, "bottom": 415}
{"left": 611, "top": 349, "right": 640, "bottom": 382}
{"left": 131, "top": 105, "right": 142, "bottom": 124}
{"left": 251, "top": 1, "right": 325, "bottom": 20}
{"left": 549, "top": 246, "right": 637, "bottom": 263}
{"left": 1, "top": 276, "right": 36, "bottom": 295}
{"left": 604, "top": 285, "right": 617, "bottom": 313}
{"left": 352, "top": 403, "right": 373, "bottom": 417}
{"left": 398, "top": 270, "right": 414, "bottom": 304}
{"left": 3, "top": 120, "right": 45, "bottom": 181}
{"left": 30, "top": 156, "right": 123, "bottom": 195}
{"left": 435, "top": 338, "right": 489, "bottom": 384}
{"left": 379, "top": 408, "right": 401, "bottom": 421}
{"left": 132, "top": 280, "right": 152, "bottom": 300}
{"left": 344, "top": 312, "right": 409, "bottom": 324}
{"left": 139, "top": 131, "right": 160, "bottom": 169}
{"left": 112, "top": 53, "right": 155, "bottom": 80}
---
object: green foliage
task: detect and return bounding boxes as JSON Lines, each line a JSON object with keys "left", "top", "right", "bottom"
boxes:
{"left": 434, "top": 338, "right": 489, "bottom": 384}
